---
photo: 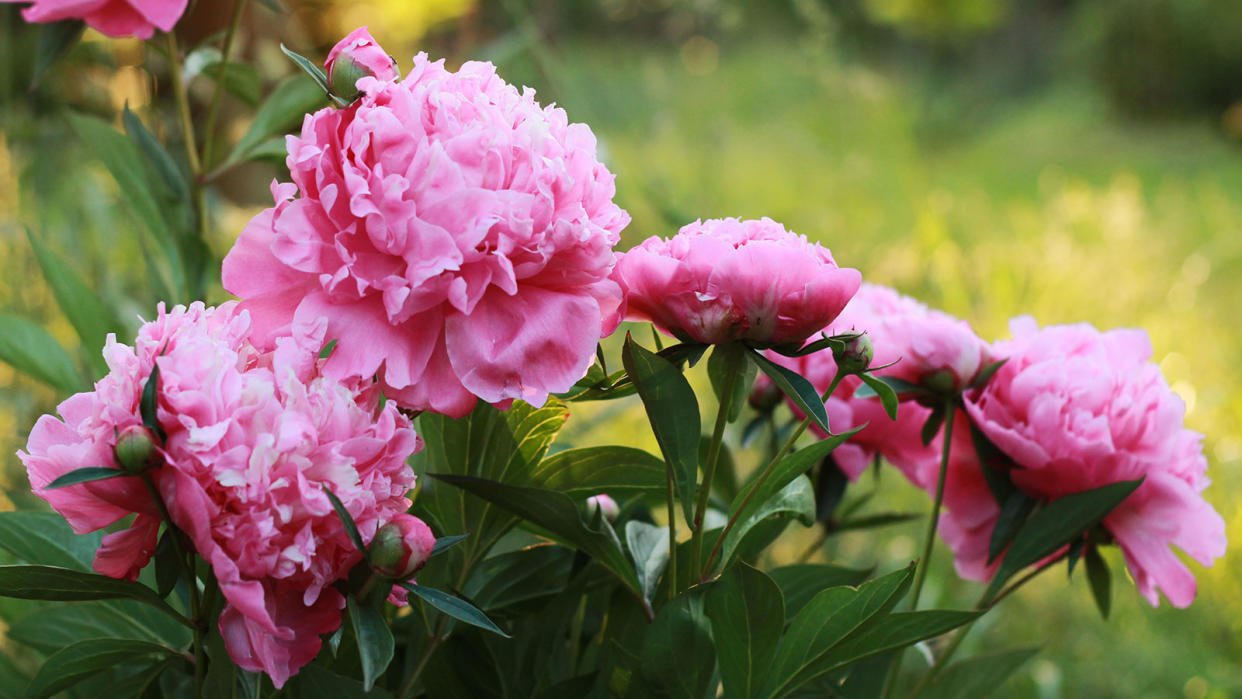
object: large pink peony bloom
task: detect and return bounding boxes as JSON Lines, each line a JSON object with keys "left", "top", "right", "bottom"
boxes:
{"left": 19, "top": 302, "right": 425, "bottom": 686}
{"left": 1, "top": 0, "right": 186, "bottom": 39}
{"left": 955, "top": 316, "right": 1226, "bottom": 607}
{"left": 223, "top": 49, "right": 630, "bottom": 418}
{"left": 763, "top": 283, "right": 989, "bottom": 483}
{"left": 615, "top": 217, "right": 860, "bottom": 348}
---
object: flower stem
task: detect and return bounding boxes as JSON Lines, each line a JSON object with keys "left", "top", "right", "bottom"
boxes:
{"left": 665, "top": 461, "right": 679, "bottom": 601}
{"left": 201, "top": 0, "right": 250, "bottom": 170}
{"left": 162, "top": 31, "right": 206, "bottom": 300}
{"left": 689, "top": 352, "right": 740, "bottom": 583}
{"left": 883, "top": 400, "right": 956, "bottom": 699}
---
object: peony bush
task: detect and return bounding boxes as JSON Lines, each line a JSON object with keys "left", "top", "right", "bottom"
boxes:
{"left": 0, "top": 17, "right": 1225, "bottom": 699}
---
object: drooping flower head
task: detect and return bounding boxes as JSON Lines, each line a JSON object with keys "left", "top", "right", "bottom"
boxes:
{"left": 615, "top": 217, "right": 860, "bottom": 348}
{"left": 955, "top": 317, "right": 1226, "bottom": 607}
{"left": 18, "top": 302, "right": 427, "bottom": 686}
{"left": 224, "top": 46, "right": 630, "bottom": 418}
{"left": 0, "top": 0, "right": 186, "bottom": 39}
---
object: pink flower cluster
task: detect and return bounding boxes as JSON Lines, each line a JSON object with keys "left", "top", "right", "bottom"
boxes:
{"left": 614, "top": 217, "right": 860, "bottom": 347}
{"left": 18, "top": 302, "right": 426, "bottom": 686}
{"left": 1, "top": 0, "right": 186, "bottom": 39}
{"left": 224, "top": 51, "right": 630, "bottom": 419}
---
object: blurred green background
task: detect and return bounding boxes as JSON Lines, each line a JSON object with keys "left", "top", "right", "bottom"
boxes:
{"left": 1, "top": 0, "right": 1240, "bottom": 696}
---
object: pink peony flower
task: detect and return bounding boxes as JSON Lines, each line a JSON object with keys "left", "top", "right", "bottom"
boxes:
{"left": 955, "top": 316, "right": 1226, "bottom": 607}
{"left": 370, "top": 513, "right": 436, "bottom": 580}
{"left": 325, "top": 26, "right": 398, "bottom": 96}
{"left": 1, "top": 0, "right": 187, "bottom": 39}
{"left": 223, "top": 49, "right": 629, "bottom": 418}
{"left": 614, "top": 217, "right": 860, "bottom": 347}
{"left": 18, "top": 302, "right": 424, "bottom": 686}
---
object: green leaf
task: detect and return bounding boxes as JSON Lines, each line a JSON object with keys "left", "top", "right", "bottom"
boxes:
{"left": 347, "top": 597, "right": 394, "bottom": 691}
{"left": 798, "top": 610, "right": 981, "bottom": 686}
{"left": 0, "top": 512, "right": 101, "bottom": 570}
{"left": 0, "top": 312, "right": 85, "bottom": 393}
{"left": 111, "top": 657, "right": 178, "bottom": 697}
{"left": 285, "top": 663, "right": 394, "bottom": 698}
{"left": 204, "top": 611, "right": 260, "bottom": 699}
{"left": 400, "top": 582, "right": 510, "bottom": 637}
{"left": 832, "top": 512, "right": 921, "bottom": 533}
{"left": 749, "top": 350, "right": 831, "bottom": 434}
{"left": 279, "top": 44, "right": 345, "bottom": 105}
{"left": 625, "top": 520, "right": 670, "bottom": 604}
{"left": 731, "top": 427, "right": 863, "bottom": 526}
{"left": 324, "top": 487, "right": 368, "bottom": 559}
{"left": 716, "top": 475, "right": 816, "bottom": 573}
{"left": 0, "top": 565, "right": 190, "bottom": 627}
{"left": 6, "top": 600, "right": 191, "bottom": 653}
{"left": 462, "top": 544, "right": 573, "bottom": 612}
{"left": 1084, "top": 546, "right": 1111, "bottom": 619}
{"left": 920, "top": 404, "right": 946, "bottom": 447}
{"left": 429, "top": 534, "right": 469, "bottom": 558}
{"left": 23, "top": 638, "right": 176, "bottom": 698}
{"left": 967, "top": 359, "right": 1008, "bottom": 390}
{"left": 153, "top": 530, "right": 180, "bottom": 599}
{"left": 764, "top": 564, "right": 914, "bottom": 699}
{"left": 768, "top": 564, "right": 873, "bottom": 622}
{"left": 708, "top": 342, "right": 756, "bottom": 423}
{"left": 915, "top": 647, "right": 1039, "bottom": 699}
{"left": 140, "top": 361, "right": 164, "bottom": 441}
{"left": 641, "top": 593, "right": 716, "bottom": 699}
{"left": 705, "top": 563, "right": 784, "bottom": 699}
{"left": 621, "top": 334, "right": 700, "bottom": 523}
{"left": 851, "top": 375, "right": 921, "bottom": 400}
{"left": 427, "top": 475, "right": 644, "bottom": 603}
{"left": 857, "top": 373, "right": 899, "bottom": 421}
{"left": 206, "top": 61, "right": 262, "bottom": 106}
{"left": 33, "top": 20, "right": 85, "bottom": 85}
{"left": 968, "top": 422, "right": 1018, "bottom": 505}
{"left": 223, "top": 76, "right": 325, "bottom": 168}
{"left": 983, "top": 479, "right": 1142, "bottom": 603}
{"left": 987, "top": 490, "right": 1038, "bottom": 564}
{"left": 533, "top": 446, "right": 666, "bottom": 496}
{"left": 44, "top": 466, "right": 130, "bottom": 490}
{"left": 25, "top": 226, "right": 124, "bottom": 375}
{"left": 122, "top": 106, "right": 191, "bottom": 206}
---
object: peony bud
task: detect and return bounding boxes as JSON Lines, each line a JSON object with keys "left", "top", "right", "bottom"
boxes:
{"left": 585, "top": 494, "right": 619, "bottom": 522}
{"left": 370, "top": 514, "right": 436, "bottom": 580}
{"left": 325, "top": 27, "right": 398, "bottom": 100}
{"left": 832, "top": 333, "right": 873, "bottom": 376}
{"left": 748, "top": 377, "right": 783, "bottom": 412}
{"left": 113, "top": 425, "right": 160, "bottom": 474}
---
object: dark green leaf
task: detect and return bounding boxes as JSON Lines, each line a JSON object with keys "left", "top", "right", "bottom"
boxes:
{"left": 624, "top": 520, "right": 669, "bottom": 604}
{"left": 983, "top": 479, "right": 1142, "bottom": 603}
{"left": 279, "top": 44, "right": 344, "bottom": 104}
{"left": 832, "top": 512, "right": 922, "bottom": 533}
{"left": 621, "top": 334, "right": 700, "bottom": 523}
{"left": 25, "top": 226, "right": 124, "bottom": 375}
{"left": 206, "top": 61, "right": 262, "bottom": 106}
{"left": 814, "top": 459, "right": 849, "bottom": 521}
{"left": 0, "top": 512, "right": 100, "bottom": 570}
{"left": 656, "top": 341, "right": 709, "bottom": 369}
{"left": 987, "top": 490, "right": 1038, "bottom": 564}
{"left": 347, "top": 597, "right": 394, "bottom": 691}
{"left": 967, "top": 359, "right": 1009, "bottom": 390}
{"left": 33, "top": 20, "right": 85, "bottom": 85}
{"left": 851, "top": 375, "right": 921, "bottom": 399}
{"left": 1084, "top": 547, "right": 1111, "bottom": 619}
{"left": 1066, "top": 537, "right": 1086, "bottom": 578}
{"left": 716, "top": 476, "right": 816, "bottom": 573}
{"left": 769, "top": 564, "right": 873, "bottom": 622}
{"left": 968, "top": 422, "right": 1018, "bottom": 505}
{"left": 0, "top": 565, "right": 189, "bottom": 626}
{"left": 401, "top": 582, "right": 510, "bottom": 637}
{"left": 122, "top": 107, "right": 190, "bottom": 205}
{"left": 462, "top": 544, "right": 573, "bottom": 612}
{"left": 109, "top": 656, "right": 177, "bottom": 697}
{"left": 285, "top": 663, "right": 394, "bottom": 698}
{"left": 705, "top": 563, "right": 784, "bottom": 699}
{"left": 641, "top": 593, "right": 716, "bottom": 699}
{"left": 427, "top": 475, "right": 643, "bottom": 603}
{"left": 23, "top": 639, "right": 176, "bottom": 698}
{"left": 223, "top": 77, "right": 325, "bottom": 168}
{"left": 204, "top": 610, "right": 260, "bottom": 699}
{"left": 708, "top": 342, "right": 755, "bottom": 423}
{"left": 857, "top": 373, "right": 899, "bottom": 421}
{"left": 153, "top": 530, "right": 180, "bottom": 599}
{"left": 7, "top": 600, "right": 190, "bottom": 653}
{"left": 0, "top": 312, "right": 85, "bottom": 393}
{"left": 430, "top": 534, "right": 469, "bottom": 558}
{"left": 324, "top": 487, "right": 368, "bottom": 559}
{"left": 749, "top": 350, "right": 831, "bottom": 434}
{"left": 913, "top": 647, "right": 1039, "bottom": 699}
{"left": 920, "top": 404, "right": 946, "bottom": 447}
{"left": 44, "top": 467, "right": 129, "bottom": 490}
{"left": 533, "top": 446, "right": 666, "bottom": 496}
{"left": 140, "top": 361, "right": 163, "bottom": 440}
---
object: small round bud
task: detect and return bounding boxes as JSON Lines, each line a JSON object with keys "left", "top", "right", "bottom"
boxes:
{"left": 832, "top": 333, "right": 873, "bottom": 376}
{"left": 114, "top": 425, "right": 160, "bottom": 474}
{"left": 370, "top": 514, "right": 436, "bottom": 580}
{"left": 748, "top": 378, "right": 783, "bottom": 413}
{"left": 325, "top": 27, "right": 399, "bottom": 101}
{"left": 585, "top": 494, "right": 619, "bottom": 522}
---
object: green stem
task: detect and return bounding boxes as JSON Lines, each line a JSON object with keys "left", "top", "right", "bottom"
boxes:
{"left": 398, "top": 555, "right": 480, "bottom": 698}
{"left": 689, "top": 351, "right": 741, "bottom": 582}
{"left": 163, "top": 31, "right": 206, "bottom": 299}
{"left": 665, "top": 461, "right": 678, "bottom": 602}
{"left": 200, "top": 0, "right": 249, "bottom": 169}
{"left": 883, "top": 400, "right": 956, "bottom": 699}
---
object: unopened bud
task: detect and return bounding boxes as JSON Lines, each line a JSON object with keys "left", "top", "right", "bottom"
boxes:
{"left": 586, "top": 494, "right": 619, "bottom": 522}
{"left": 325, "top": 27, "right": 399, "bottom": 101}
{"left": 832, "top": 333, "right": 873, "bottom": 376}
{"left": 114, "top": 425, "right": 160, "bottom": 474}
{"left": 748, "top": 377, "right": 782, "bottom": 412}
{"left": 370, "top": 514, "right": 436, "bottom": 580}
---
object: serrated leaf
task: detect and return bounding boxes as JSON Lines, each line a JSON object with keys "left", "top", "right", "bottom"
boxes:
{"left": 401, "top": 582, "right": 509, "bottom": 637}
{"left": 987, "top": 490, "right": 1038, "bottom": 564}
{"left": 621, "top": 334, "right": 699, "bottom": 523}
{"left": 1084, "top": 547, "right": 1111, "bottom": 619}
{"left": 857, "top": 373, "right": 899, "bottom": 421}
{"left": 533, "top": 446, "right": 666, "bottom": 496}
{"left": 347, "top": 597, "right": 394, "bottom": 691}
{"left": 23, "top": 638, "right": 176, "bottom": 698}
{"left": 44, "top": 466, "right": 130, "bottom": 490}
{"left": 0, "top": 565, "right": 189, "bottom": 626}
{"left": 641, "top": 593, "right": 716, "bottom": 699}
{"left": 768, "top": 564, "right": 874, "bottom": 622}
{"left": 983, "top": 479, "right": 1142, "bottom": 603}
{"left": 749, "top": 350, "right": 831, "bottom": 434}
{"left": 624, "top": 520, "right": 670, "bottom": 604}
{"left": 914, "top": 647, "right": 1039, "bottom": 699}
{"left": 705, "top": 563, "right": 784, "bottom": 699}
{"left": 324, "top": 487, "right": 368, "bottom": 559}
{"left": 25, "top": 226, "right": 124, "bottom": 376}
{"left": 0, "top": 312, "right": 85, "bottom": 393}
{"left": 223, "top": 76, "right": 325, "bottom": 168}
